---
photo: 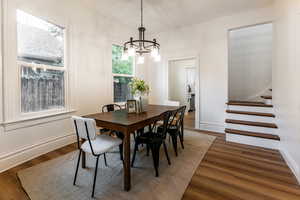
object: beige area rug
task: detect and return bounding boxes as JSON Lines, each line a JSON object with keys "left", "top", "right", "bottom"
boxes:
{"left": 18, "top": 130, "right": 215, "bottom": 200}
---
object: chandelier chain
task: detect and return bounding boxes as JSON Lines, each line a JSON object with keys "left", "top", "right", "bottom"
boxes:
{"left": 141, "top": 0, "right": 143, "bottom": 27}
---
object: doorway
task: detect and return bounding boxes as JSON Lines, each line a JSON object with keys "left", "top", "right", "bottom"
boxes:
{"left": 168, "top": 58, "right": 197, "bottom": 129}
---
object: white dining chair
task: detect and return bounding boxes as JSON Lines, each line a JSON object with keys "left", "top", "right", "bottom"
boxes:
{"left": 72, "top": 116, "right": 123, "bottom": 198}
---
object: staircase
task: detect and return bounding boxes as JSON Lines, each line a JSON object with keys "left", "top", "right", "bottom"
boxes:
{"left": 225, "top": 91, "right": 280, "bottom": 149}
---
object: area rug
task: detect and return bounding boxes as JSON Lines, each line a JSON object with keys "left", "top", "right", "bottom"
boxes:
{"left": 18, "top": 130, "right": 215, "bottom": 200}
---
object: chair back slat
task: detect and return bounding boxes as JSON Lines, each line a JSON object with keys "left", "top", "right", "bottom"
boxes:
{"left": 176, "top": 106, "right": 187, "bottom": 128}
{"left": 102, "top": 104, "right": 121, "bottom": 113}
{"left": 159, "top": 111, "right": 172, "bottom": 139}
{"left": 72, "top": 116, "right": 97, "bottom": 141}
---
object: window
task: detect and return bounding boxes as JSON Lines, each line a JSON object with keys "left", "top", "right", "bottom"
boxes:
{"left": 112, "top": 45, "right": 134, "bottom": 102}
{"left": 17, "top": 10, "right": 66, "bottom": 113}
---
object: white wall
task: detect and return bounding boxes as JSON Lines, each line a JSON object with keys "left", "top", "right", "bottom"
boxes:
{"left": 168, "top": 59, "right": 195, "bottom": 106}
{"left": 273, "top": 0, "right": 300, "bottom": 183}
{"left": 148, "top": 6, "right": 275, "bottom": 132}
{"left": 0, "top": 0, "right": 143, "bottom": 172}
{"left": 229, "top": 23, "right": 273, "bottom": 101}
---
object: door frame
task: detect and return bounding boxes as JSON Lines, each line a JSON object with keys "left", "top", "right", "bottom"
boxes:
{"left": 166, "top": 55, "right": 200, "bottom": 129}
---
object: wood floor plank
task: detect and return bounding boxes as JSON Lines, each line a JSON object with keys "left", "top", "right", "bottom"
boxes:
{"left": 196, "top": 166, "right": 300, "bottom": 200}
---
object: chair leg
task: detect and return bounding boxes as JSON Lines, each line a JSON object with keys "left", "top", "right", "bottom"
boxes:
{"left": 151, "top": 143, "right": 160, "bottom": 177}
{"left": 163, "top": 141, "right": 171, "bottom": 165}
{"left": 119, "top": 143, "right": 123, "bottom": 161}
{"left": 73, "top": 150, "right": 82, "bottom": 185}
{"left": 146, "top": 143, "right": 150, "bottom": 156}
{"left": 91, "top": 156, "right": 100, "bottom": 198}
{"left": 103, "top": 153, "right": 108, "bottom": 167}
{"left": 179, "top": 132, "right": 184, "bottom": 149}
{"left": 115, "top": 132, "right": 124, "bottom": 161}
{"left": 171, "top": 135, "right": 178, "bottom": 157}
{"left": 131, "top": 142, "right": 139, "bottom": 167}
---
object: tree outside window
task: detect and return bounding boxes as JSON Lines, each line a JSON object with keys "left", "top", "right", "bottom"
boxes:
{"left": 112, "top": 45, "right": 135, "bottom": 102}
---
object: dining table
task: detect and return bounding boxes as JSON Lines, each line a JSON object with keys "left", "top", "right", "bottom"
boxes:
{"left": 84, "top": 104, "right": 180, "bottom": 191}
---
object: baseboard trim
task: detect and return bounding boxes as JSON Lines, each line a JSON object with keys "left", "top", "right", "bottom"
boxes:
{"left": 280, "top": 146, "right": 300, "bottom": 184}
{"left": 0, "top": 133, "right": 76, "bottom": 173}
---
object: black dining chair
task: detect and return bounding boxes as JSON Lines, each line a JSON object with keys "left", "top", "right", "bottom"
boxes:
{"left": 158, "top": 106, "right": 186, "bottom": 156}
{"left": 102, "top": 104, "right": 122, "bottom": 113}
{"left": 131, "top": 111, "right": 172, "bottom": 177}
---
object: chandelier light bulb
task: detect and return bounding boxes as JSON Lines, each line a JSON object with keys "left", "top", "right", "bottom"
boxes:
{"left": 121, "top": 51, "right": 129, "bottom": 61}
{"left": 128, "top": 46, "right": 136, "bottom": 56}
{"left": 137, "top": 55, "right": 145, "bottom": 64}
{"left": 154, "top": 54, "right": 161, "bottom": 62}
{"left": 151, "top": 46, "right": 159, "bottom": 58}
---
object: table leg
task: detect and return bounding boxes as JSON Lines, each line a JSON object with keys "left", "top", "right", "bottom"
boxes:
{"left": 123, "top": 130, "right": 131, "bottom": 191}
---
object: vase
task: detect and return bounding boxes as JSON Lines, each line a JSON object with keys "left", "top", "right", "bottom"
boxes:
{"left": 134, "top": 92, "right": 149, "bottom": 113}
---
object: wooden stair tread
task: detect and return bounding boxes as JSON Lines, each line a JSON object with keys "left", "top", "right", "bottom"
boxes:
{"left": 227, "top": 102, "right": 273, "bottom": 107}
{"left": 261, "top": 95, "right": 272, "bottom": 100}
{"left": 226, "top": 110, "right": 275, "bottom": 118}
{"left": 225, "top": 129, "right": 280, "bottom": 140}
{"left": 226, "top": 119, "right": 278, "bottom": 128}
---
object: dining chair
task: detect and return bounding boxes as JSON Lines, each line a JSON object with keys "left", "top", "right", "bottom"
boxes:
{"left": 158, "top": 106, "right": 186, "bottom": 156}
{"left": 100, "top": 104, "right": 122, "bottom": 134}
{"left": 101, "top": 104, "right": 124, "bottom": 160}
{"left": 131, "top": 111, "right": 172, "bottom": 177}
{"left": 72, "top": 116, "right": 123, "bottom": 198}
{"left": 102, "top": 104, "right": 122, "bottom": 113}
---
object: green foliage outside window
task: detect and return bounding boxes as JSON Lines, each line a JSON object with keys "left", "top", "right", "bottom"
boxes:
{"left": 112, "top": 45, "right": 134, "bottom": 76}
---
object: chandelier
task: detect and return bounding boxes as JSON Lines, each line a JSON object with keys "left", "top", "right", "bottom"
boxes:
{"left": 121, "top": 0, "right": 161, "bottom": 64}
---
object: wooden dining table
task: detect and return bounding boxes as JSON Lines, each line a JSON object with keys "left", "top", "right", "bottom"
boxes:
{"left": 84, "top": 104, "right": 180, "bottom": 191}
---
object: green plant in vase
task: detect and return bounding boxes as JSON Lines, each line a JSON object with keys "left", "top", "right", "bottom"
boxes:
{"left": 129, "top": 78, "right": 150, "bottom": 112}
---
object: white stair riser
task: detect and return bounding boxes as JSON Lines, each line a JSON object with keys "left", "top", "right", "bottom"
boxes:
{"left": 226, "top": 114, "right": 275, "bottom": 123}
{"left": 226, "top": 123, "right": 276, "bottom": 134}
{"left": 263, "top": 99, "right": 272, "bottom": 105}
{"left": 226, "top": 133, "right": 279, "bottom": 149}
{"left": 228, "top": 105, "right": 273, "bottom": 113}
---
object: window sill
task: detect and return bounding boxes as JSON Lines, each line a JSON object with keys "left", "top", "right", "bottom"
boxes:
{"left": 2, "top": 109, "right": 77, "bottom": 132}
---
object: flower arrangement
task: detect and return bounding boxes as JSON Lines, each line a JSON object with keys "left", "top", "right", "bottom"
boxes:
{"left": 129, "top": 78, "right": 150, "bottom": 96}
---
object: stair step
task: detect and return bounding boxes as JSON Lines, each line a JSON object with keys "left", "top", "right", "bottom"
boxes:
{"left": 225, "top": 119, "right": 278, "bottom": 128}
{"left": 261, "top": 95, "right": 272, "bottom": 100}
{"left": 225, "top": 128, "right": 280, "bottom": 141}
{"left": 226, "top": 110, "right": 275, "bottom": 118}
{"left": 229, "top": 100, "right": 265, "bottom": 104}
{"left": 227, "top": 101, "right": 273, "bottom": 108}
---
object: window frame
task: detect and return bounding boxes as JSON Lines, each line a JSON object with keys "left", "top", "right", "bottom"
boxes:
{"left": 16, "top": 11, "right": 70, "bottom": 118}
{"left": 112, "top": 44, "right": 135, "bottom": 104}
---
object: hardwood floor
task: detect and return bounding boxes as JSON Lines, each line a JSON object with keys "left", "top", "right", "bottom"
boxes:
{"left": 182, "top": 132, "right": 300, "bottom": 200}
{"left": 0, "top": 113, "right": 299, "bottom": 200}
{"left": 185, "top": 111, "right": 195, "bottom": 129}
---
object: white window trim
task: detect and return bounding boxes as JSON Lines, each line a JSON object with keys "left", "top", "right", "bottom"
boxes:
{"left": 112, "top": 44, "right": 136, "bottom": 104}
{"left": 2, "top": 2, "right": 75, "bottom": 123}
{"left": 17, "top": 17, "right": 70, "bottom": 119}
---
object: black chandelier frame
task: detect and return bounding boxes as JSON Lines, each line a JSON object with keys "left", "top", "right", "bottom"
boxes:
{"left": 123, "top": 0, "right": 160, "bottom": 55}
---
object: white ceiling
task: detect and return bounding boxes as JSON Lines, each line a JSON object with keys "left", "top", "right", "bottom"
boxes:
{"left": 95, "top": 0, "right": 274, "bottom": 34}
